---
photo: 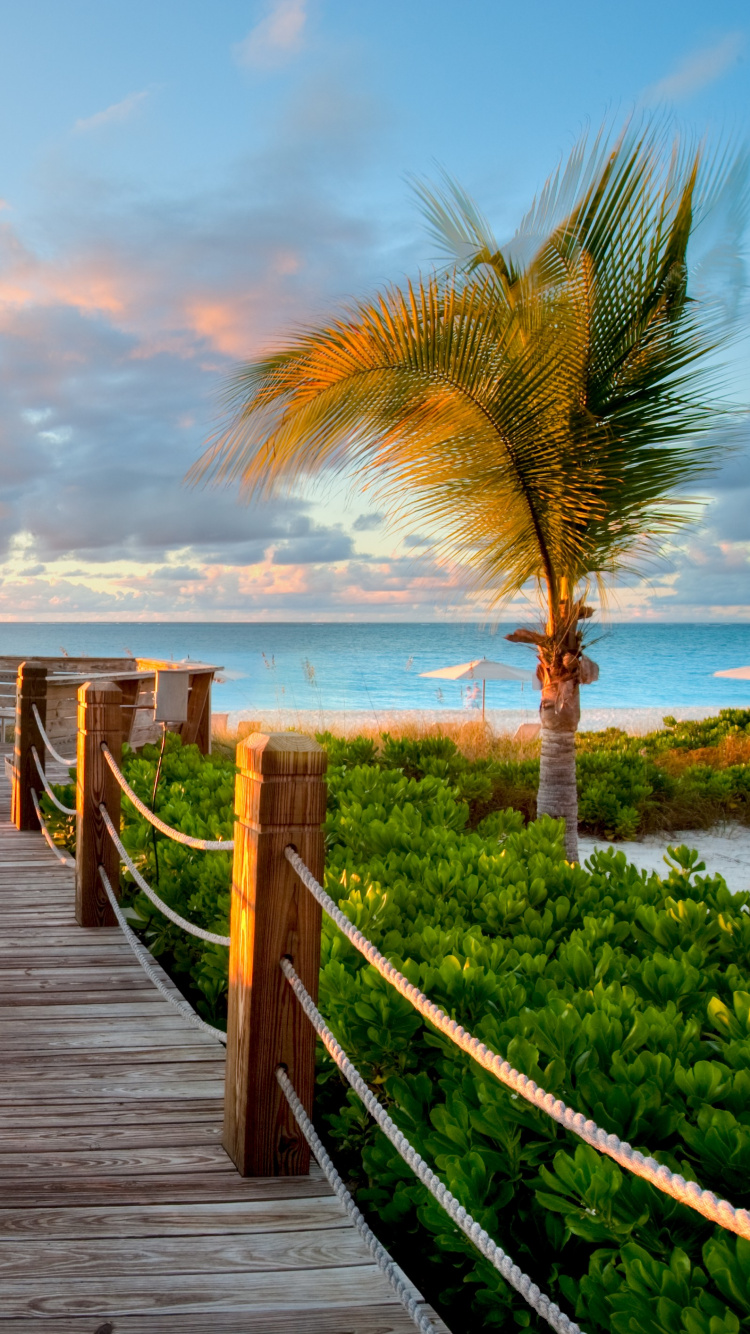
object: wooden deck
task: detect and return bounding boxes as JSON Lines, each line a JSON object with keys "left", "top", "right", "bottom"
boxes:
{"left": 0, "top": 758, "right": 445, "bottom": 1331}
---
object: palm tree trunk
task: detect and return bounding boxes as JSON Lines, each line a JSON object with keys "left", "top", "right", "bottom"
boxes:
{"left": 537, "top": 683, "right": 580, "bottom": 861}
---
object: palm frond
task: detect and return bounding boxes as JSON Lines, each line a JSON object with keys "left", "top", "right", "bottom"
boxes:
{"left": 191, "top": 116, "right": 746, "bottom": 627}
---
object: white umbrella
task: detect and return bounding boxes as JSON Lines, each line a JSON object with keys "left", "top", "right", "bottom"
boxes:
{"left": 419, "top": 657, "right": 533, "bottom": 720}
{"left": 714, "top": 666, "right": 750, "bottom": 680}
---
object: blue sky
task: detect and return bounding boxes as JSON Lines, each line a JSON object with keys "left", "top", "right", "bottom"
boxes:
{"left": 0, "top": 0, "right": 747, "bottom": 621}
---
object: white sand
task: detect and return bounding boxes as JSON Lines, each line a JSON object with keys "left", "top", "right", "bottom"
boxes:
{"left": 226, "top": 705, "right": 722, "bottom": 736}
{"left": 579, "top": 826, "right": 750, "bottom": 896}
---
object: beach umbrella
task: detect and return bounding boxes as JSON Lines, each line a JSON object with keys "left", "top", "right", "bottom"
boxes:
{"left": 713, "top": 666, "right": 750, "bottom": 680}
{"left": 419, "top": 657, "right": 532, "bottom": 720}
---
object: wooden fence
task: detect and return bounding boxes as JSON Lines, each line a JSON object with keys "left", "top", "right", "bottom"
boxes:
{"left": 10, "top": 662, "right": 326, "bottom": 1179}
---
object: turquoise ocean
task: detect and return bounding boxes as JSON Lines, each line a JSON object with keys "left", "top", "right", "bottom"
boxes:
{"left": 1, "top": 622, "right": 749, "bottom": 717}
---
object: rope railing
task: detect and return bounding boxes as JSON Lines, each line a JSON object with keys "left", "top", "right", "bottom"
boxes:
{"left": 101, "top": 743, "right": 234, "bottom": 851}
{"left": 285, "top": 847, "right": 750, "bottom": 1244}
{"left": 98, "top": 867, "right": 227, "bottom": 1044}
{"left": 31, "top": 747, "right": 76, "bottom": 816}
{"left": 30, "top": 789, "right": 76, "bottom": 868}
{"left": 280, "top": 957, "right": 581, "bottom": 1334}
{"left": 99, "top": 803, "right": 231, "bottom": 947}
{"left": 276, "top": 1065, "right": 440, "bottom": 1334}
{"left": 31, "top": 704, "right": 76, "bottom": 767}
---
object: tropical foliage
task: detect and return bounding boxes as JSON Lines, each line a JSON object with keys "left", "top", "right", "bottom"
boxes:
{"left": 314, "top": 748, "right": 750, "bottom": 1334}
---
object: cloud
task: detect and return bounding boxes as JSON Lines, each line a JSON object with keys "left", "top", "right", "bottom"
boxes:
{"left": 271, "top": 530, "right": 354, "bottom": 564}
{"left": 233, "top": 0, "right": 308, "bottom": 70}
{"left": 0, "top": 75, "right": 395, "bottom": 607}
{"left": 0, "top": 67, "right": 744, "bottom": 623}
{"left": 642, "top": 32, "right": 745, "bottom": 104}
{"left": 352, "top": 511, "right": 384, "bottom": 532}
{"left": 74, "top": 90, "right": 149, "bottom": 133}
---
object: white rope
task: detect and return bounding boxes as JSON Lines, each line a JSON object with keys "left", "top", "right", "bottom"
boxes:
{"left": 276, "top": 1066, "right": 440, "bottom": 1334}
{"left": 98, "top": 868, "right": 226, "bottom": 1044}
{"left": 31, "top": 704, "right": 76, "bottom": 767}
{"left": 281, "top": 958, "right": 580, "bottom": 1334}
{"left": 31, "top": 747, "right": 76, "bottom": 815}
{"left": 286, "top": 847, "right": 750, "bottom": 1243}
{"left": 30, "top": 789, "right": 76, "bottom": 868}
{"left": 99, "top": 804, "right": 231, "bottom": 947}
{"left": 101, "top": 743, "right": 234, "bottom": 851}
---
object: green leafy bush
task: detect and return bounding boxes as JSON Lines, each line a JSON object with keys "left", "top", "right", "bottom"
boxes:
{"left": 307, "top": 754, "right": 750, "bottom": 1332}
{"left": 323, "top": 712, "right": 750, "bottom": 839}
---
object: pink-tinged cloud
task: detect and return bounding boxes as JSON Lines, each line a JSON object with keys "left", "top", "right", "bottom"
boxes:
{"left": 184, "top": 297, "right": 263, "bottom": 359}
{"left": 74, "top": 90, "right": 150, "bottom": 133}
{"left": 642, "top": 32, "right": 745, "bottom": 104}
{"left": 0, "top": 214, "right": 321, "bottom": 365}
{"left": 234, "top": 0, "right": 308, "bottom": 69}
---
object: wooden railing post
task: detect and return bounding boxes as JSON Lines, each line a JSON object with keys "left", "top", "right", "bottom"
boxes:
{"left": 75, "top": 680, "right": 123, "bottom": 928}
{"left": 223, "top": 732, "right": 327, "bottom": 1177}
{"left": 12, "top": 661, "right": 48, "bottom": 830}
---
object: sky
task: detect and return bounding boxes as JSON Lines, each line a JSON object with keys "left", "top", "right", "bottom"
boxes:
{"left": 0, "top": 0, "right": 748, "bottom": 622}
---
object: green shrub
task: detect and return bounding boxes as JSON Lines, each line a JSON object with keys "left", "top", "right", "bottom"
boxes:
{"left": 322, "top": 718, "right": 750, "bottom": 838}
{"left": 313, "top": 762, "right": 750, "bottom": 1333}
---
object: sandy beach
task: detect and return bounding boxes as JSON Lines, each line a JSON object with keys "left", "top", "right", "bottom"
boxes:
{"left": 579, "top": 826, "right": 750, "bottom": 896}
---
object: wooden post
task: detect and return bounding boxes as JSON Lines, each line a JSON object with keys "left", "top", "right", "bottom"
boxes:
{"left": 223, "top": 732, "right": 327, "bottom": 1177}
{"left": 75, "top": 680, "right": 123, "bottom": 928}
{"left": 12, "top": 661, "right": 48, "bottom": 831}
{"left": 119, "top": 675, "right": 141, "bottom": 750}
{"left": 182, "top": 671, "right": 212, "bottom": 754}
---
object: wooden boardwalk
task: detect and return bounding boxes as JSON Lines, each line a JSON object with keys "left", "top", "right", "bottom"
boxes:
{"left": 0, "top": 758, "right": 445, "bottom": 1331}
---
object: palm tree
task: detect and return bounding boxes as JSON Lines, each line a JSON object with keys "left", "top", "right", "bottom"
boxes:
{"left": 191, "top": 122, "right": 745, "bottom": 860}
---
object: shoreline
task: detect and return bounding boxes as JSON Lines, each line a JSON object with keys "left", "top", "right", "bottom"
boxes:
{"left": 218, "top": 705, "right": 727, "bottom": 736}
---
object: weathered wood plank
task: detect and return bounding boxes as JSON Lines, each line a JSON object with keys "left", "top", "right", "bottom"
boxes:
{"left": 0, "top": 1228, "right": 371, "bottom": 1277}
{"left": 0, "top": 1264, "right": 404, "bottom": 1317}
{"left": 0, "top": 989, "right": 184, "bottom": 1006}
{"left": 0, "top": 1305, "right": 427, "bottom": 1332}
{"left": 0, "top": 1197, "right": 347, "bottom": 1239}
{"left": 0, "top": 1075, "right": 226, "bottom": 1101}
{"left": 0, "top": 1000, "right": 196, "bottom": 1018}
{"left": 0, "top": 1122, "right": 224, "bottom": 1153}
{"left": 0, "top": 934, "right": 130, "bottom": 950}
{"left": 0, "top": 965, "right": 154, "bottom": 980}
{"left": 0, "top": 1099, "right": 224, "bottom": 1127}
{"left": 0, "top": 1027, "right": 221, "bottom": 1050}
{"left": 0, "top": 1144, "right": 236, "bottom": 1178}
{"left": 0, "top": 994, "right": 217, "bottom": 1016}
{"left": 0, "top": 1047, "right": 223, "bottom": 1069}
{"left": 0, "top": 1173, "right": 334, "bottom": 1207}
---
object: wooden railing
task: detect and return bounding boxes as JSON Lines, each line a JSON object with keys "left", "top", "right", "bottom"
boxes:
{"left": 7, "top": 655, "right": 217, "bottom": 764}
{"left": 11, "top": 664, "right": 327, "bottom": 1179}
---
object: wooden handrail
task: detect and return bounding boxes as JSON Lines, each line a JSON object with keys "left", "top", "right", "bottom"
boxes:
{"left": 223, "top": 731, "right": 328, "bottom": 1176}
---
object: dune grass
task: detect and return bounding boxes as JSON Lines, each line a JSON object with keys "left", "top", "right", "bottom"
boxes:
{"left": 211, "top": 712, "right": 542, "bottom": 762}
